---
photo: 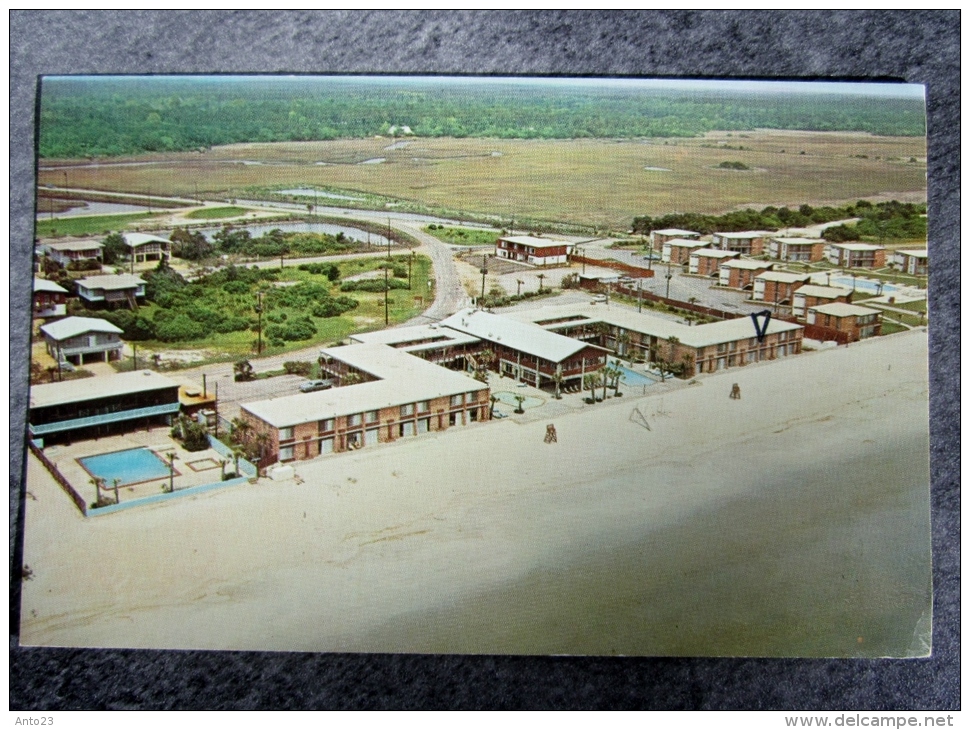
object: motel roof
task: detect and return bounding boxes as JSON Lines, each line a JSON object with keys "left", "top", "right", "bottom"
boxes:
{"left": 440, "top": 308, "right": 597, "bottom": 363}
{"left": 664, "top": 238, "right": 707, "bottom": 248}
{"left": 76, "top": 274, "right": 146, "bottom": 290}
{"left": 124, "top": 232, "right": 171, "bottom": 248}
{"left": 508, "top": 303, "right": 802, "bottom": 350}
{"left": 771, "top": 237, "right": 824, "bottom": 245}
{"left": 653, "top": 229, "right": 699, "bottom": 236}
{"left": 33, "top": 278, "right": 67, "bottom": 294}
{"left": 349, "top": 324, "right": 481, "bottom": 353}
{"left": 793, "top": 285, "right": 852, "bottom": 299}
{"left": 896, "top": 249, "right": 928, "bottom": 258}
{"left": 30, "top": 370, "right": 180, "bottom": 410}
{"left": 244, "top": 343, "right": 488, "bottom": 428}
{"left": 713, "top": 231, "right": 774, "bottom": 239}
{"left": 498, "top": 235, "right": 570, "bottom": 249}
{"left": 690, "top": 248, "right": 738, "bottom": 259}
{"left": 44, "top": 240, "right": 103, "bottom": 252}
{"left": 828, "top": 242, "right": 885, "bottom": 251}
{"left": 808, "top": 302, "right": 881, "bottom": 318}
{"left": 40, "top": 316, "right": 123, "bottom": 341}
{"left": 755, "top": 271, "right": 810, "bottom": 284}
{"left": 720, "top": 259, "right": 770, "bottom": 271}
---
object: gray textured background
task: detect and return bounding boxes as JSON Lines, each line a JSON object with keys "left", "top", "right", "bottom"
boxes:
{"left": 9, "top": 10, "right": 959, "bottom": 709}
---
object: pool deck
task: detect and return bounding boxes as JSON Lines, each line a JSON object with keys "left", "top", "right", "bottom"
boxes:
{"left": 36, "top": 428, "right": 233, "bottom": 508}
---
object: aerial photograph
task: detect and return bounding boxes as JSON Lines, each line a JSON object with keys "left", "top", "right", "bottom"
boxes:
{"left": 19, "top": 75, "right": 930, "bottom": 656}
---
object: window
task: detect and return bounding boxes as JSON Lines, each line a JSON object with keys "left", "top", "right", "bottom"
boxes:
{"left": 279, "top": 427, "right": 294, "bottom": 442}
{"left": 279, "top": 445, "right": 294, "bottom": 461}
{"left": 318, "top": 418, "right": 334, "bottom": 433}
{"left": 417, "top": 400, "right": 430, "bottom": 413}
{"left": 347, "top": 413, "right": 362, "bottom": 427}
{"left": 717, "top": 343, "right": 728, "bottom": 354}
{"left": 466, "top": 391, "right": 478, "bottom": 403}
{"left": 400, "top": 403, "right": 415, "bottom": 417}
{"left": 450, "top": 394, "right": 464, "bottom": 407}
{"left": 366, "top": 410, "right": 379, "bottom": 423}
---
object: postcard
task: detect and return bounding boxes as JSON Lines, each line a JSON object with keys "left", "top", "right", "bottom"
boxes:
{"left": 19, "top": 75, "right": 930, "bottom": 657}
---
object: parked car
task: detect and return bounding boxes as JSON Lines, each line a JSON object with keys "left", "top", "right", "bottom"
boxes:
{"left": 299, "top": 379, "right": 333, "bottom": 393}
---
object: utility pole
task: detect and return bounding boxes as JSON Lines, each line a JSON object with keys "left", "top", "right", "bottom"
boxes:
{"left": 665, "top": 261, "right": 673, "bottom": 300}
{"left": 480, "top": 253, "right": 487, "bottom": 302}
{"left": 255, "top": 290, "right": 263, "bottom": 355}
{"left": 384, "top": 263, "right": 389, "bottom": 326}
{"left": 132, "top": 344, "right": 138, "bottom": 371}
{"left": 638, "top": 279, "right": 643, "bottom": 313}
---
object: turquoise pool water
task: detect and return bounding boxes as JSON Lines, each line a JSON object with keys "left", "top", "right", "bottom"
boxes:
{"left": 826, "top": 276, "right": 898, "bottom": 295}
{"left": 610, "top": 360, "right": 659, "bottom": 387}
{"left": 79, "top": 448, "right": 171, "bottom": 486}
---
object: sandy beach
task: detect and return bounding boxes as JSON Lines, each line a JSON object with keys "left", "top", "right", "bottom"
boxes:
{"left": 19, "top": 329, "right": 931, "bottom": 657}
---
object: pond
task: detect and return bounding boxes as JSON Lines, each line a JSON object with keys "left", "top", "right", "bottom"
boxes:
{"left": 192, "top": 221, "right": 393, "bottom": 247}
{"left": 276, "top": 189, "right": 364, "bottom": 201}
{"left": 45, "top": 201, "right": 155, "bottom": 218}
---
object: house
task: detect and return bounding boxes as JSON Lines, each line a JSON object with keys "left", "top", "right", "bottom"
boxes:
{"left": 76, "top": 274, "right": 146, "bottom": 309}
{"left": 661, "top": 238, "right": 707, "bottom": 265}
{"left": 751, "top": 271, "right": 811, "bottom": 306}
{"left": 710, "top": 231, "right": 773, "bottom": 256}
{"left": 42, "top": 240, "right": 103, "bottom": 268}
{"left": 124, "top": 233, "right": 171, "bottom": 263}
{"left": 688, "top": 248, "right": 738, "bottom": 277}
{"left": 39, "top": 316, "right": 124, "bottom": 365}
{"left": 768, "top": 237, "right": 826, "bottom": 262}
{"left": 825, "top": 242, "right": 886, "bottom": 269}
{"left": 806, "top": 302, "right": 882, "bottom": 341}
{"left": 651, "top": 229, "right": 700, "bottom": 249}
{"left": 718, "top": 259, "right": 772, "bottom": 290}
{"left": 440, "top": 308, "right": 608, "bottom": 390}
{"left": 893, "top": 249, "right": 929, "bottom": 276}
{"left": 32, "top": 278, "right": 68, "bottom": 318}
{"left": 790, "top": 284, "right": 852, "bottom": 319}
{"left": 28, "top": 370, "right": 181, "bottom": 445}
{"left": 495, "top": 236, "right": 573, "bottom": 267}
{"left": 241, "top": 343, "right": 491, "bottom": 463}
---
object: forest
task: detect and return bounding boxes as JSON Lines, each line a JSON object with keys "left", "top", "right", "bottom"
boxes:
{"left": 38, "top": 76, "right": 926, "bottom": 158}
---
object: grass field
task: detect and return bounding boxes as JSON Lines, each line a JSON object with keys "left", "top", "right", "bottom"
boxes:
{"left": 38, "top": 131, "right": 927, "bottom": 230}
{"left": 423, "top": 225, "right": 500, "bottom": 245}
{"left": 35, "top": 212, "right": 166, "bottom": 238}
{"left": 183, "top": 206, "right": 253, "bottom": 220}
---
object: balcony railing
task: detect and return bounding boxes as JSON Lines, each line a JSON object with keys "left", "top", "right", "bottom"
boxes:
{"left": 29, "top": 402, "right": 181, "bottom": 436}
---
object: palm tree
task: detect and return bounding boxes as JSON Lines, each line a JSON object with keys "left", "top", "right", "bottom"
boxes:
{"left": 165, "top": 452, "right": 177, "bottom": 493}
{"left": 230, "top": 445, "right": 245, "bottom": 477}
{"left": 600, "top": 367, "right": 609, "bottom": 402}
{"left": 537, "top": 273, "right": 546, "bottom": 293}
{"left": 608, "top": 363, "right": 623, "bottom": 397}
{"left": 513, "top": 394, "right": 526, "bottom": 414}
{"left": 88, "top": 477, "right": 104, "bottom": 506}
{"left": 583, "top": 372, "right": 599, "bottom": 403}
{"left": 489, "top": 394, "right": 499, "bottom": 418}
{"left": 551, "top": 369, "right": 564, "bottom": 399}
{"left": 111, "top": 478, "right": 121, "bottom": 504}
{"left": 230, "top": 417, "right": 253, "bottom": 446}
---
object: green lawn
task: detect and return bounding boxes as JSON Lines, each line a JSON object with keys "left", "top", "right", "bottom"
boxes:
{"left": 879, "top": 321, "right": 909, "bottom": 335}
{"left": 184, "top": 206, "right": 253, "bottom": 220}
{"left": 35, "top": 212, "right": 164, "bottom": 238}
{"left": 423, "top": 225, "right": 500, "bottom": 246}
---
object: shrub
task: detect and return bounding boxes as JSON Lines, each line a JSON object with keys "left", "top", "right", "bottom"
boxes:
{"left": 283, "top": 361, "right": 313, "bottom": 376}
{"left": 155, "top": 314, "right": 206, "bottom": 342}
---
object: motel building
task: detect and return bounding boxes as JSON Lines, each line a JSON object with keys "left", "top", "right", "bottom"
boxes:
{"left": 510, "top": 303, "right": 804, "bottom": 377}
{"left": 806, "top": 302, "right": 883, "bottom": 342}
{"left": 768, "top": 237, "right": 827, "bottom": 263}
{"left": 688, "top": 248, "right": 738, "bottom": 277}
{"left": 33, "top": 278, "right": 68, "bottom": 318}
{"left": 440, "top": 309, "right": 609, "bottom": 391}
{"left": 661, "top": 238, "right": 707, "bottom": 265}
{"left": 40, "top": 316, "right": 124, "bottom": 366}
{"left": 42, "top": 240, "right": 104, "bottom": 268}
{"left": 893, "top": 249, "right": 929, "bottom": 276}
{"left": 825, "top": 242, "right": 887, "bottom": 269}
{"left": 718, "top": 259, "right": 772, "bottom": 290}
{"left": 650, "top": 228, "right": 700, "bottom": 250}
{"left": 495, "top": 235, "right": 573, "bottom": 267}
{"left": 791, "top": 284, "right": 853, "bottom": 320}
{"left": 751, "top": 271, "right": 811, "bottom": 306}
{"left": 76, "top": 274, "right": 146, "bottom": 310}
{"left": 240, "top": 343, "right": 491, "bottom": 464}
{"left": 28, "top": 370, "right": 181, "bottom": 446}
{"left": 710, "top": 231, "right": 773, "bottom": 256}
{"left": 124, "top": 233, "right": 172, "bottom": 263}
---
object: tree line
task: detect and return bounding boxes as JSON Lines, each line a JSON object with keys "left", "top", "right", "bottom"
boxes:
{"left": 39, "top": 76, "right": 926, "bottom": 158}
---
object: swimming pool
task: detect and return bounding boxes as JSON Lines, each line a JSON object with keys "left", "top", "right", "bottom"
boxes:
{"left": 79, "top": 447, "right": 173, "bottom": 487}
{"left": 610, "top": 360, "right": 659, "bottom": 387}
{"left": 822, "top": 276, "right": 898, "bottom": 295}
{"left": 493, "top": 391, "right": 544, "bottom": 410}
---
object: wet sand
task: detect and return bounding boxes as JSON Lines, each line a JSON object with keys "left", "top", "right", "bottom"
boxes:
{"left": 19, "top": 330, "right": 931, "bottom": 656}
